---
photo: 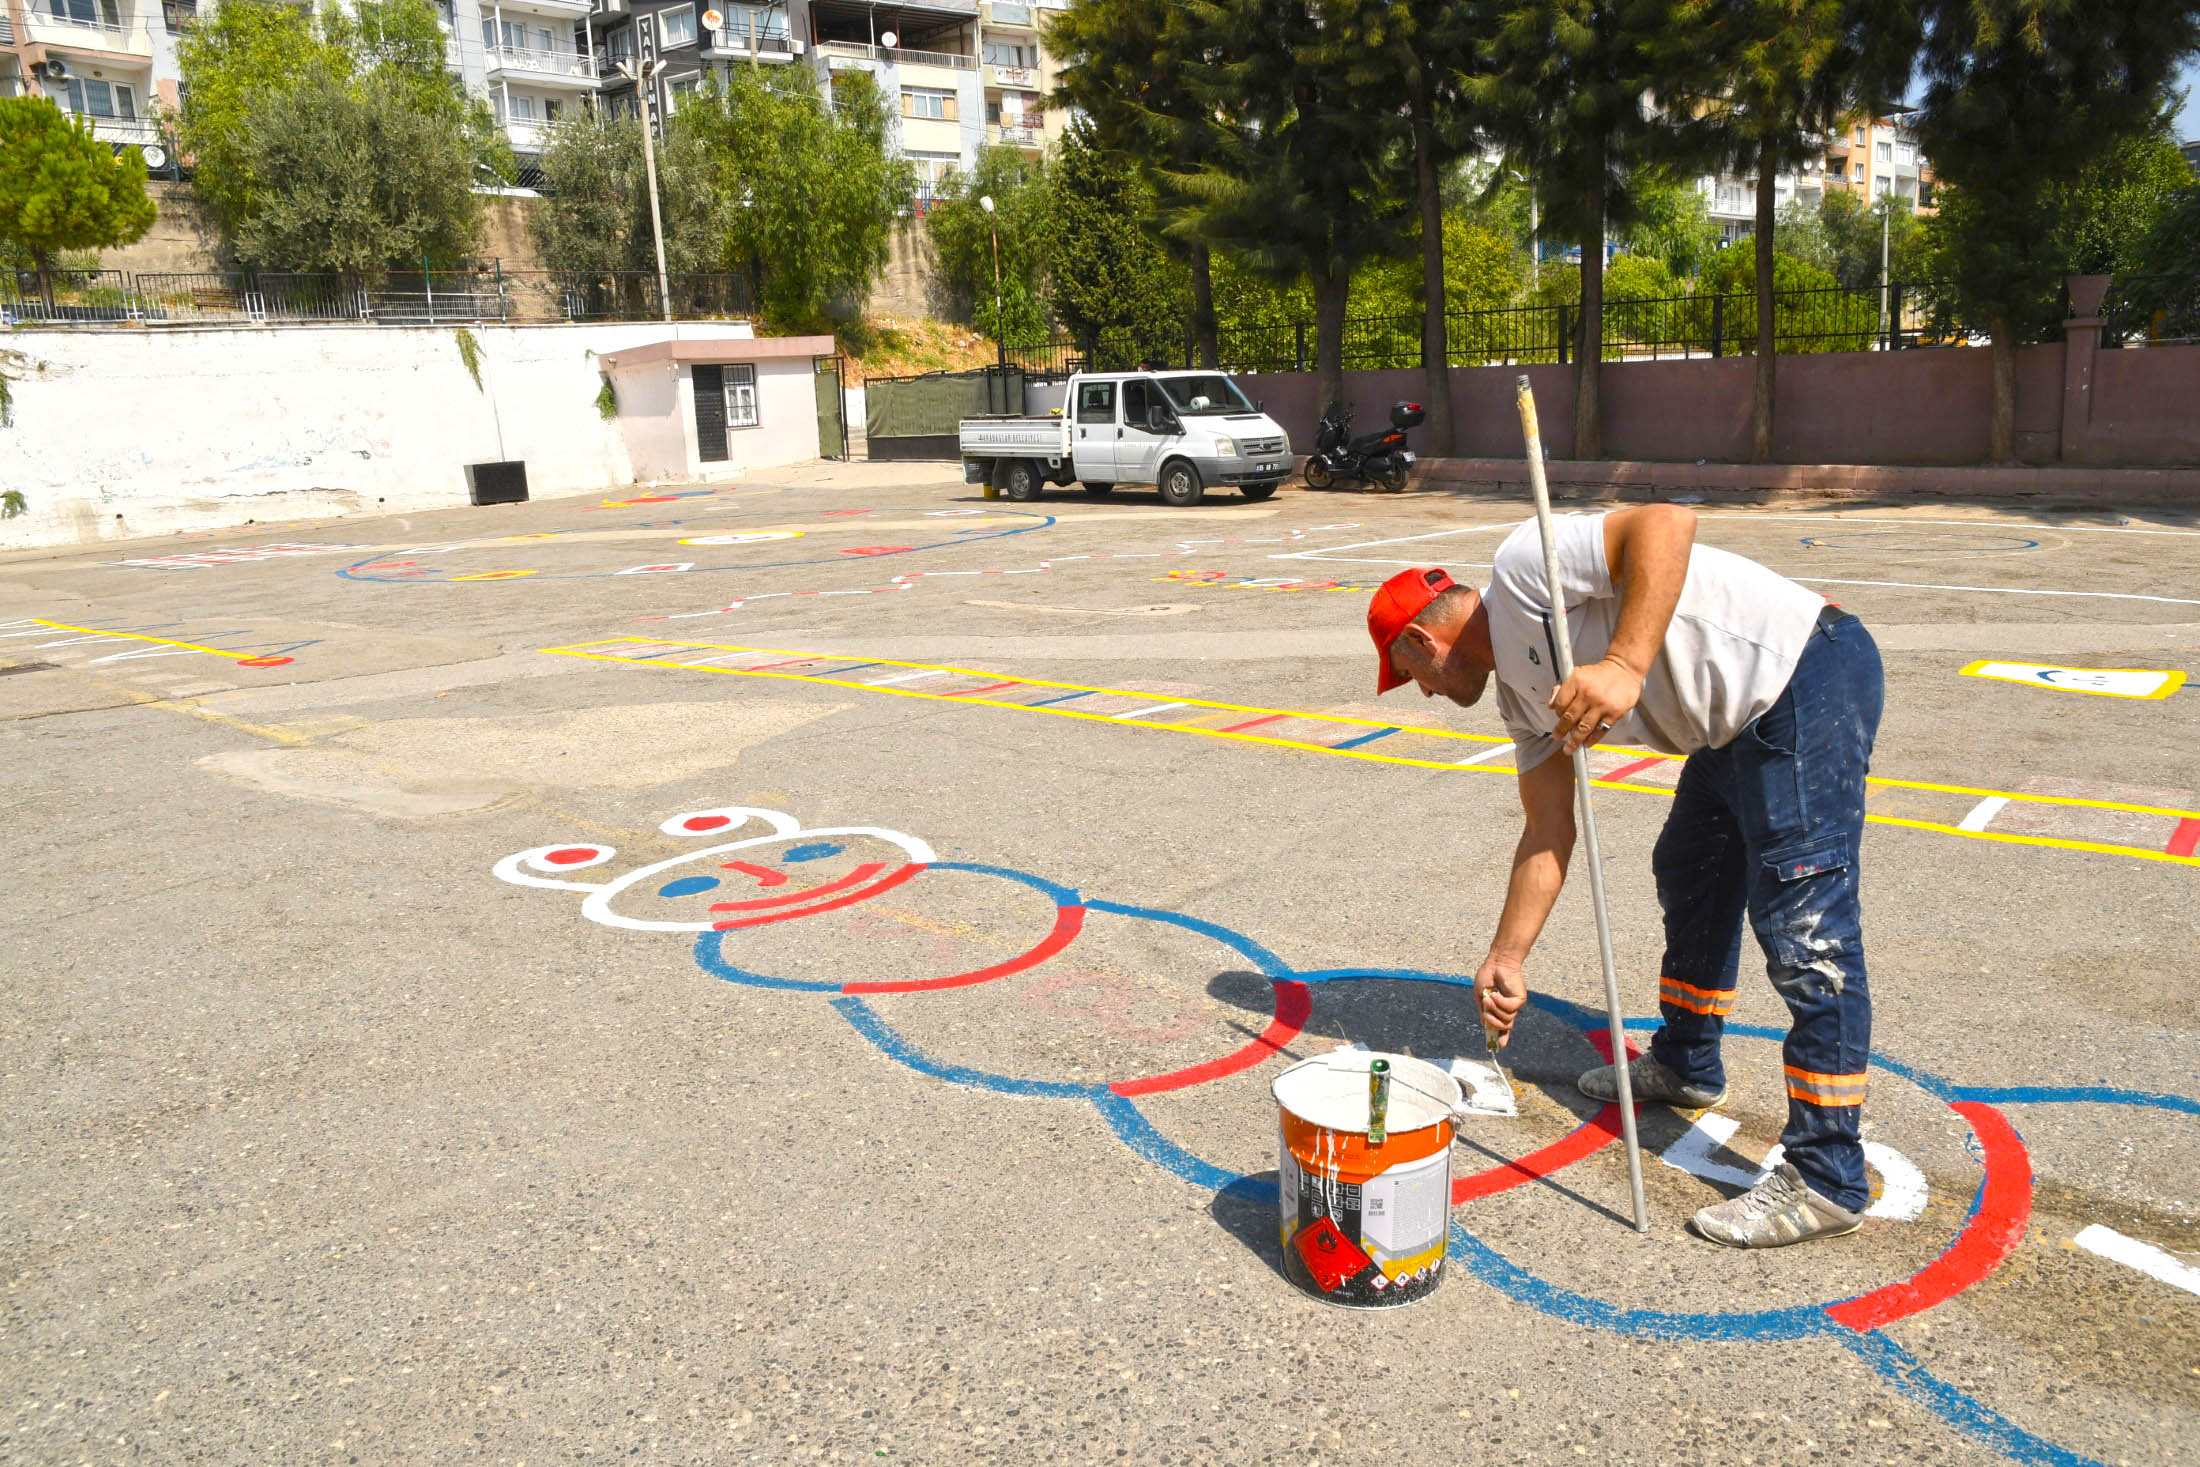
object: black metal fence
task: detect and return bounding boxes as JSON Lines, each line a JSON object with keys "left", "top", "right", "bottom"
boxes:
{"left": 1, "top": 267, "right": 754, "bottom": 327}
{"left": 995, "top": 280, "right": 1937, "bottom": 378}
{"left": 2102, "top": 274, "right": 2200, "bottom": 348}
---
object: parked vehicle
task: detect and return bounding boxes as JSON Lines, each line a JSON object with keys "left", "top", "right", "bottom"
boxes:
{"left": 1303, "top": 400, "right": 1424, "bottom": 492}
{"left": 959, "top": 370, "right": 1292, "bottom": 507}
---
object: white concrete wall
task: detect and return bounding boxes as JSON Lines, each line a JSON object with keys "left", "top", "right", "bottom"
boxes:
{"left": 0, "top": 321, "right": 761, "bottom": 551}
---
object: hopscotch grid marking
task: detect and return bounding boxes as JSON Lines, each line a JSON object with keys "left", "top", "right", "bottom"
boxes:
{"left": 541, "top": 639, "right": 2200, "bottom": 866}
{"left": 15, "top": 619, "right": 279, "bottom": 664}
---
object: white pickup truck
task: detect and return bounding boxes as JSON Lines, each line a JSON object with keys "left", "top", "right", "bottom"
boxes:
{"left": 959, "top": 369, "right": 1293, "bottom": 506}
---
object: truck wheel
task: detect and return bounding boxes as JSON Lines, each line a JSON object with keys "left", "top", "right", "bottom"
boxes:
{"left": 1002, "top": 460, "right": 1043, "bottom": 501}
{"left": 1238, "top": 484, "right": 1277, "bottom": 502}
{"left": 1157, "top": 459, "right": 1204, "bottom": 507}
{"left": 1082, "top": 481, "right": 1114, "bottom": 496}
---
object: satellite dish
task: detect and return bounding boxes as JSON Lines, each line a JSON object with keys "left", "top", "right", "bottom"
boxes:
{"left": 140, "top": 142, "right": 168, "bottom": 170}
{"left": 43, "top": 56, "right": 70, "bottom": 81}
{"left": 879, "top": 29, "right": 897, "bottom": 48}
{"left": 700, "top": 7, "right": 721, "bottom": 28}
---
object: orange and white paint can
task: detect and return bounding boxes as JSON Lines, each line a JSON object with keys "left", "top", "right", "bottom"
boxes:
{"left": 1274, "top": 1050, "right": 1461, "bottom": 1308}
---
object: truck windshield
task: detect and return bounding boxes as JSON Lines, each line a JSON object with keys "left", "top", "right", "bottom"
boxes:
{"left": 1156, "top": 374, "right": 1255, "bottom": 416}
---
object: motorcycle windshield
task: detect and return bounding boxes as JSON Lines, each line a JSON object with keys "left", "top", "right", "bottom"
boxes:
{"left": 1155, "top": 374, "right": 1256, "bottom": 416}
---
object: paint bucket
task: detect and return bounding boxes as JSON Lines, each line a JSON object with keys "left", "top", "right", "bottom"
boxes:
{"left": 1273, "top": 1050, "right": 1461, "bottom": 1308}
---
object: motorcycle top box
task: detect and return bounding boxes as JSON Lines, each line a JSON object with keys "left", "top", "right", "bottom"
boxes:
{"left": 1389, "top": 400, "right": 1427, "bottom": 430}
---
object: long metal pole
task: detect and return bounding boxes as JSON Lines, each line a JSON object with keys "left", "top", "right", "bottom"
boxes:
{"left": 635, "top": 65, "right": 672, "bottom": 323}
{"left": 1514, "top": 374, "right": 1651, "bottom": 1235}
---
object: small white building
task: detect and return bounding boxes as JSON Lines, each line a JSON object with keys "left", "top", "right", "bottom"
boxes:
{"left": 598, "top": 334, "right": 836, "bottom": 480}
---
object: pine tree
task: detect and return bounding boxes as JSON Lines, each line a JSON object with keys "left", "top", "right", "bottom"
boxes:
{"left": 1913, "top": 0, "right": 2200, "bottom": 460}
{"left": 0, "top": 98, "right": 157, "bottom": 298}
{"left": 1475, "top": 0, "right": 1688, "bottom": 458}
{"left": 1043, "top": 120, "right": 1191, "bottom": 359}
{"left": 1669, "top": 0, "right": 1914, "bottom": 460}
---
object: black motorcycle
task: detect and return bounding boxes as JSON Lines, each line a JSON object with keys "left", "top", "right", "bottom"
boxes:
{"left": 1303, "top": 400, "right": 1424, "bottom": 492}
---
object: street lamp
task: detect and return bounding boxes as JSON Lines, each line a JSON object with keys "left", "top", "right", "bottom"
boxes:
{"left": 614, "top": 55, "right": 672, "bottom": 323}
{"left": 1878, "top": 106, "right": 1922, "bottom": 348}
{"left": 980, "top": 193, "right": 1005, "bottom": 369}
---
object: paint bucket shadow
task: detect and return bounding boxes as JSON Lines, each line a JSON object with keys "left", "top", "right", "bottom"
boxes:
{"left": 1207, "top": 1171, "right": 1288, "bottom": 1280}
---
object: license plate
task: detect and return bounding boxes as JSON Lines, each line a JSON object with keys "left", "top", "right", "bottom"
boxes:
{"left": 1400, "top": 452, "right": 1416, "bottom": 464}
{"left": 1259, "top": 462, "right": 1279, "bottom": 473}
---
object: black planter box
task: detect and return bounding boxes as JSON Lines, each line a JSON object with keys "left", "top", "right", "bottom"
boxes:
{"left": 466, "top": 461, "right": 529, "bottom": 506}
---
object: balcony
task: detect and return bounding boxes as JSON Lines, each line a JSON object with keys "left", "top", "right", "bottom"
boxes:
{"left": 981, "top": 1, "right": 1035, "bottom": 27}
{"left": 499, "top": 0, "right": 592, "bottom": 13}
{"left": 503, "top": 116, "right": 551, "bottom": 151}
{"left": 983, "top": 61, "right": 1037, "bottom": 89}
{"left": 990, "top": 121, "right": 1041, "bottom": 149}
{"left": 486, "top": 44, "right": 600, "bottom": 85}
{"left": 24, "top": 10, "right": 154, "bottom": 57}
{"left": 700, "top": 29, "right": 801, "bottom": 62}
{"left": 817, "top": 39, "right": 974, "bottom": 70}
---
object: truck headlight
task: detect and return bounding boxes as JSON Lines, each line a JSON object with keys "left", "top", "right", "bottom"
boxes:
{"left": 1212, "top": 437, "right": 1236, "bottom": 457}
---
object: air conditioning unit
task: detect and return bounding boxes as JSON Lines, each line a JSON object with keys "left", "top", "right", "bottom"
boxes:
{"left": 39, "top": 56, "right": 72, "bottom": 81}
{"left": 788, "top": 37, "right": 804, "bottom": 54}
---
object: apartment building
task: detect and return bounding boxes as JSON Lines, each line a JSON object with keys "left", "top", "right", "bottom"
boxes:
{"left": 1698, "top": 151, "right": 1830, "bottom": 243}
{"left": 1, "top": 0, "right": 1063, "bottom": 196}
{"left": 1, "top": 0, "right": 188, "bottom": 163}
{"left": 1824, "top": 112, "right": 1934, "bottom": 213}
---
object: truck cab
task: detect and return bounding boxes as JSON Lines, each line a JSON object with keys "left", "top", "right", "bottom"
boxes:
{"left": 960, "top": 369, "right": 1292, "bottom": 506}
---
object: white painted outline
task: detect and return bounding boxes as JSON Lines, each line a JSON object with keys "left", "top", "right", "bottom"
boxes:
{"left": 2073, "top": 1224, "right": 2200, "bottom": 1297}
{"left": 1656, "top": 1112, "right": 1927, "bottom": 1222}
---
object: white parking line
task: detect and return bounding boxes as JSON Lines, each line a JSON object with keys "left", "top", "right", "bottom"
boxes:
{"left": 2073, "top": 1224, "right": 2200, "bottom": 1297}
{"left": 1114, "top": 702, "right": 1189, "bottom": 720}
{"left": 866, "top": 669, "right": 951, "bottom": 686}
{"left": 1452, "top": 742, "right": 1516, "bottom": 765}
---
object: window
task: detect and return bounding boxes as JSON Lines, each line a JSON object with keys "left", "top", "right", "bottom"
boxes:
{"left": 982, "top": 41, "right": 1034, "bottom": 68}
{"left": 49, "top": 0, "right": 121, "bottom": 24}
{"left": 725, "top": 364, "right": 759, "bottom": 429}
{"left": 62, "top": 78, "right": 134, "bottom": 119}
{"left": 1894, "top": 141, "right": 1916, "bottom": 166}
{"left": 1121, "top": 378, "right": 1155, "bottom": 427}
{"left": 907, "top": 151, "right": 958, "bottom": 194}
{"left": 1075, "top": 380, "right": 1115, "bottom": 425}
{"left": 509, "top": 94, "right": 536, "bottom": 119}
{"left": 1852, "top": 162, "right": 1864, "bottom": 181}
{"left": 658, "top": 6, "right": 696, "bottom": 48}
{"left": 606, "top": 25, "right": 636, "bottom": 62}
{"left": 1158, "top": 374, "right": 1252, "bottom": 416}
{"left": 1875, "top": 140, "right": 1891, "bottom": 163}
{"left": 1874, "top": 173, "right": 1891, "bottom": 197}
{"left": 667, "top": 74, "right": 700, "bottom": 109}
{"left": 902, "top": 87, "right": 956, "bottom": 120}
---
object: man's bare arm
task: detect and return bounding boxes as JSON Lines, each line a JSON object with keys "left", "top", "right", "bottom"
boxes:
{"left": 1475, "top": 752, "right": 1577, "bottom": 1045}
{"left": 1549, "top": 504, "right": 1698, "bottom": 751}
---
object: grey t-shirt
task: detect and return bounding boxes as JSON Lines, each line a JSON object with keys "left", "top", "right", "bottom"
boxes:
{"left": 1487, "top": 513, "right": 1825, "bottom": 772}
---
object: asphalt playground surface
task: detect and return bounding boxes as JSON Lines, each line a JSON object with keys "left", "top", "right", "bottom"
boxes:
{"left": 3, "top": 464, "right": 2196, "bottom": 1465}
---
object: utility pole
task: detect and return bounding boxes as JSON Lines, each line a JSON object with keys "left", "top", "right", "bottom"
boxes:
{"left": 618, "top": 54, "right": 672, "bottom": 323}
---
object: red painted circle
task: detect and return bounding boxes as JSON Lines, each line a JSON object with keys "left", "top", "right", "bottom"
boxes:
{"left": 682, "top": 815, "right": 733, "bottom": 831}
{"left": 236, "top": 656, "right": 294, "bottom": 668}
{"left": 543, "top": 846, "right": 602, "bottom": 865}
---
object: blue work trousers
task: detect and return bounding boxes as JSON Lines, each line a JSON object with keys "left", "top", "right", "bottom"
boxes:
{"left": 1647, "top": 609, "right": 1884, "bottom": 1212}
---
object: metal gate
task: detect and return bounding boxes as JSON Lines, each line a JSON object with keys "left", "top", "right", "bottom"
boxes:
{"left": 863, "top": 367, "right": 1024, "bottom": 461}
{"left": 814, "top": 357, "right": 848, "bottom": 460}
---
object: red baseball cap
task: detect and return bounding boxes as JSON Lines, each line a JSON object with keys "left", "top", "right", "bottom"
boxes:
{"left": 1367, "top": 566, "right": 1458, "bottom": 694}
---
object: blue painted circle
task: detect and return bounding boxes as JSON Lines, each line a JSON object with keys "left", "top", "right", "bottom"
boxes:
{"left": 657, "top": 875, "right": 721, "bottom": 898}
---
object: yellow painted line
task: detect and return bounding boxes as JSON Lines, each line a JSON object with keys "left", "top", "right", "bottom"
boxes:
{"left": 22, "top": 619, "right": 266, "bottom": 662}
{"left": 542, "top": 639, "right": 2200, "bottom": 867}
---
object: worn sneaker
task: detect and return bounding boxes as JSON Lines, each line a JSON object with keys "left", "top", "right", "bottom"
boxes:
{"left": 1575, "top": 1054, "right": 1727, "bottom": 1109}
{"left": 1691, "top": 1161, "right": 1864, "bottom": 1248}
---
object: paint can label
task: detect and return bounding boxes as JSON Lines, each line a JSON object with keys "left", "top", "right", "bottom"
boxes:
{"left": 1278, "top": 1130, "right": 1451, "bottom": 1308}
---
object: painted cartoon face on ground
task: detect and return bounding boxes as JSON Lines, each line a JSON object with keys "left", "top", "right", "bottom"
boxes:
{"left": 493, "top": 806, "right": 935, "bottom": 933}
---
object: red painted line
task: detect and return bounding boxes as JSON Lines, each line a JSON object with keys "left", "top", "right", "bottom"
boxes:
{"left": 1453, "top": 1028, "right": 1642, "bottom": 1204}
{"left": 1112, "top": 980, "right": 1314, "bottom": 1097}
{"left": 2168, "top": 817, "right": 2200, "bottom": 858}
{"left": 711, "top": 863, "right": 925, "bottom": 929}
{"left": 947, "top": 680, "right": 1024, "bottom": 697}
{"left": 742, "top": 657, "right": 820, "bottom": 671}
{"left": 1601, "top": 755, "right": 1668, "bottom": 783}
{"left": 708, "top": 863, "right": 883, "bottom": 912}
{"left": 1824, "top": 1100, "right": 2031, "bottom": 1331}
{"left": 1218, "top": 714, "right": 1289, "bottom": 734}
{"left": 719, "top": 860, "right": 789, "bottom": 888}
{"left": 844, "top": 903, "right": 1085, "bottom": 994}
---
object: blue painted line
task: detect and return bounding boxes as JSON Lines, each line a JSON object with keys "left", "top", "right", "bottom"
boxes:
{"left": 1294, "top": 966, "right": 1478, "bottom": 989}
{"left": 1023, "top": 690, "right": 1096, "bottom": 707}
{"left": 691, "top": 930, "right": 840, "bottom": 991}
{"left": 814, "top": 662, "right": 883, "bottom": 676}
{"left": 1092, "top": 1091, "right": 1246, "bottom": 1193}
{"left": 928, "top": 861, "right": 1083, "bottom": 908}
{"left": 1081, "top": 898, "right": 1293, "bottom": 976}
{"left": 1948, "top": 1084, "right": 2200, "bottom": 1116}
{"left": 1330, "top": 726, "right": 1400, "bottom": 751}
{"left": 831, "top": 997, "right": 1098, "bottom": 1100}
{"left": 1840, "top": 1332, "right": 2105, "bottom": 1467}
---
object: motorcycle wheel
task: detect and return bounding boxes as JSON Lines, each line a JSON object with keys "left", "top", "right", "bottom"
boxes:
{"left": 1302, "top": 459, "right": 1337, "bottom": 490}
{"left": 1374, "top": 457, "right": 1409, "bottom": 493}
